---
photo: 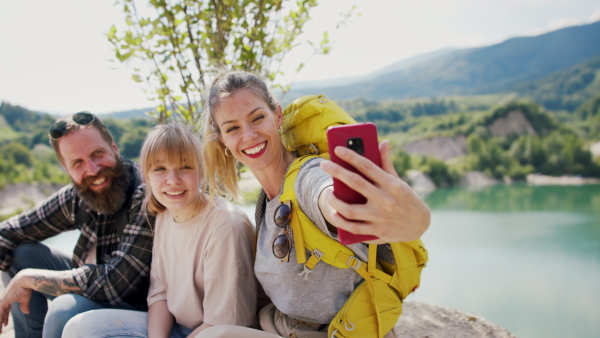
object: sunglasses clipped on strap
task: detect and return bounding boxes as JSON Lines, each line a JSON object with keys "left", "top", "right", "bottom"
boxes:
{"left": 273, "top": 201, "right": 292, "bottom": 262}
{"left": 49, "top": 111, "right": 95, "bottom": 140}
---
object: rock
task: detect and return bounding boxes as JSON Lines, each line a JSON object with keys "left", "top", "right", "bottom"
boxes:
{"left": 0, "top": 183, "right": 63, "bottom": 216}
{"left": 396, "top": 301, "right": 516, "bottom": 338}
{"left": 0, "top": 280, "right": 517, "bottom": 338}
{"left": 526, "top": 173, "right": 600, "bottom": 185}
{"left": 590, "top": 141, "right": 600, "bottom": 157}
{"left": 405, "top": 170, "right": 436, "bottom": 194}
{"left": 404, "top": 136, "right": 467, "bottom": 161}
{"left": 487, "top": 110, "right": 536, "bottom": 137}
{"left": 459, "top": 171, "right": 500, "bottom": 188}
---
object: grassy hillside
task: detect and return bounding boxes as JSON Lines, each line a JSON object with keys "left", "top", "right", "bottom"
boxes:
{"left": 0, "top": 102, "right": 55, "bottom": 132}
{"left": 0, "top": 102, "right": 56, "bottom": 147}
{"left": 0, "top": 115, "right": 19, "bottom": 141}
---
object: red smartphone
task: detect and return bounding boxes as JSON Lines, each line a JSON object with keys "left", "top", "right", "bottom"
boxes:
{"left": 327, "top": 122, "right": 381, "bottom": 245}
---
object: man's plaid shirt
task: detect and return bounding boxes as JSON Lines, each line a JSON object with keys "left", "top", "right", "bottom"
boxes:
{"left": 0, "top": 160, "right": 154, "bottom": 309}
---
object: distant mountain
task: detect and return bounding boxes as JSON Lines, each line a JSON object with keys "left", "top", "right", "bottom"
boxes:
{"left": 100, "top": 107, "right": 153, "bottom": 120}
{"left": 291, "top": 48, "right": 457, "bottom": 91}
{"left": 288, "top": 21, "right": 600, "bottom": 104}
{"left": 507, "top": 55, "right": 600, "bottom": 112}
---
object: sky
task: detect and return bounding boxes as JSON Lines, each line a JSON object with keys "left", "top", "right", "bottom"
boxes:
{"left": 1, "top": 0, "right": 600, "bottom": 115}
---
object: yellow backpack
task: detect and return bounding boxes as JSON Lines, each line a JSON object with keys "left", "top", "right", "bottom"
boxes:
{"left": 274, "top": 95, "right": 429, "bottom": 337}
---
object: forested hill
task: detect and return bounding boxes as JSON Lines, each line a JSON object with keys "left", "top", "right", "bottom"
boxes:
{"left": 508, "top": 55, "right": 600, "bottom": 112}
{"left": 0, "top": 101, "right": 152, "bottom": 159}
{"left": 0, "top": 102, "right": 55, "bottom": 145}
{"left": 288, "top": 20, "right": 600, "bottom": 104}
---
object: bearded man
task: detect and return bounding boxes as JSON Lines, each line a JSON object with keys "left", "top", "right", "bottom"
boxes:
{"left": 0, "top": 112, "right": 154, "bottom": 338}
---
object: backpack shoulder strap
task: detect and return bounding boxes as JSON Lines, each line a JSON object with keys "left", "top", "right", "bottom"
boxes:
{"left": 254, "top": 189, "right": 267, "bottom": 233}
{"left": 279, "top": 156, "right": 363, "bottom": 277}
{"left": 253, "top": 188, "right": 268, "bottom": 260}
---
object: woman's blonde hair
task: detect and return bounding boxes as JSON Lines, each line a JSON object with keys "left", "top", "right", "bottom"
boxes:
{"left": 200, "top": 70, "right": 278, "bottom": 202}
{"left": 139, "top": 124, "right": 205, "bottom": 216}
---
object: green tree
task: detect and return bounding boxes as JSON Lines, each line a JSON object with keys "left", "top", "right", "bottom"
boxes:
{"left": 574, "top": 92, "right": 600, "bottom": 138}
{"left": 537, "top": 131, "right": 599, "bottom": 177}
{"left": 510, "top": 135, "right": 545, "bottom": 169}
{"left": 1, "top": 142, "right": 34, "bottom": 167}
{"left": 120, "top": 126, "right": 151, "bottom": 159}
{"left": 466, "top": 136, "right": 521, "bottom": 179}
{"left": 390, "top": 149, "right": 411, "bottom": 177}
{"left": 108, "top": 0, "right": 348, "bottom": 124}
{"left": 416, "top": 156, "right": 458, "bottom": 188}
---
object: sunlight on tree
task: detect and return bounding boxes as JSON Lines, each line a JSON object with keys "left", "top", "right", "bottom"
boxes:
{"left": 108, "top": 0, "right": 355, "bottom": 124}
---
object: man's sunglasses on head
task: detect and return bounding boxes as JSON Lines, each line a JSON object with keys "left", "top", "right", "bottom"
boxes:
{"left": 49, "top": 111, "right": 95, "bottom": 140}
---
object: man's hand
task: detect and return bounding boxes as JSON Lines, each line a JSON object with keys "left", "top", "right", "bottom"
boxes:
{"left": 320, "top": 140, "right": 431, "bottom": 244}
{"left": 0, "top": 271, "right": 34, "bottom": 331}
{"left": 0, "top": 269, "right": 81, "bottom": 332}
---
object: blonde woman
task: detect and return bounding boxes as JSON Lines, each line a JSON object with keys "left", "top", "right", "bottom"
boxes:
{"left": 62, "top": 124, "right": 257, "bottom": 337}
{"left": 199, "top": 71, "right": 430, "bottom": 337}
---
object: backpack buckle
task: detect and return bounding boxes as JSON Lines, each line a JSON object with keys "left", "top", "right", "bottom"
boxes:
{"left": 313, "top": 249, "right": 323, "bottom": 260}
{"left": 319, "top": 95, "right": 329, "bottom": 103}
{"left": 346, "top": 256, "right": 362, "bottom": 270}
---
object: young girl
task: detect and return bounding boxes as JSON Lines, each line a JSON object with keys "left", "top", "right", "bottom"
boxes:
{"left": 61, "top": 124, "right": 257, "bottom": 337}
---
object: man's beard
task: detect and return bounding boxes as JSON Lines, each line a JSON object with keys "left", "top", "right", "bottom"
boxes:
{"left": 73, "top": 158, "right": 130, "bottom": 214}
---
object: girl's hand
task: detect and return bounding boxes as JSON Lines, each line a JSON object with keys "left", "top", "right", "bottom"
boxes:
{"left": 320, "top": 140, "right": 430, "bottom": 243}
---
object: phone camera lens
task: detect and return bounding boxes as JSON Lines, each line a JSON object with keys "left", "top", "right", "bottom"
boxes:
{"left": 347, "top": 138, "right": 364, "bottom": 155}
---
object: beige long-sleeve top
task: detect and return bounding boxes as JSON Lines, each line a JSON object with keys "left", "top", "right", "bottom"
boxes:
{"left": 147, "top": 196, "right": 257, "bottom": 329}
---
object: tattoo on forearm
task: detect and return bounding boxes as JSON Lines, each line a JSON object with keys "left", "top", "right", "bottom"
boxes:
{"left": 31, "top": 275, "right": 82, "bottom": 296}
{"left": 62, "top": 278, "right": 80, "bottom": 289}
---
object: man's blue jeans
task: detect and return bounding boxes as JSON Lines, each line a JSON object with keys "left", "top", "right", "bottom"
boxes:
{"left": 1, "top": 243, "right": 136, "bottom": 338}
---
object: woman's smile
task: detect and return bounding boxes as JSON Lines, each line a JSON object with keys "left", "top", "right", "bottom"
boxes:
{"left": 242, "top": 141, "right": 267, "bottom": 158}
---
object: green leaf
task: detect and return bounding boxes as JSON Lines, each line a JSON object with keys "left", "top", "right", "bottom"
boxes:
{"left": 107, "top": 25, "right": 117, "bottom": 40}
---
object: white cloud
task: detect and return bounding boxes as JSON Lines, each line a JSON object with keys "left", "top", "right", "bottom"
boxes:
{"left": 589, "top": 8, "right": 600, "bottom": 22}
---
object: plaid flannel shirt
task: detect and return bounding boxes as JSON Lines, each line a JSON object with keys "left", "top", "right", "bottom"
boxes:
{"left": 0, "top": 160, "right": 154, "bottom": 309}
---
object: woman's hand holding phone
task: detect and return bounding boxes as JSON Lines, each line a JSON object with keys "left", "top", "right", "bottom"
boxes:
{"left": 321, "top": 125, "right": 431, "bottom": 245}
{"left": 326, "top": 123, "right": 381, "bottom": 244}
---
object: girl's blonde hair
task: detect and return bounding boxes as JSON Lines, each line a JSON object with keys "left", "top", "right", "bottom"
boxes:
{"left": 200, "top": 70, "right": 278, "bottom": 202}
{"left": 139, "top": 124, "right": 205, "bottom": 216}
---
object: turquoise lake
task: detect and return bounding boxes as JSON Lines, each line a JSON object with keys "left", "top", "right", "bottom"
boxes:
{"left": 44, "top": 184, "right": 600, "bottom": 337}
{"left": 410, "top": 184, "right": 600, "bottom": 338}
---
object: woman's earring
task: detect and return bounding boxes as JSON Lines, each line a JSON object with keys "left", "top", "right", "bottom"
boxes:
{"left": 224, "top": 148, "right": 233, "bottom": 157}
{"left": 278, "top": 126, "right": 283, "bottom": 135}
